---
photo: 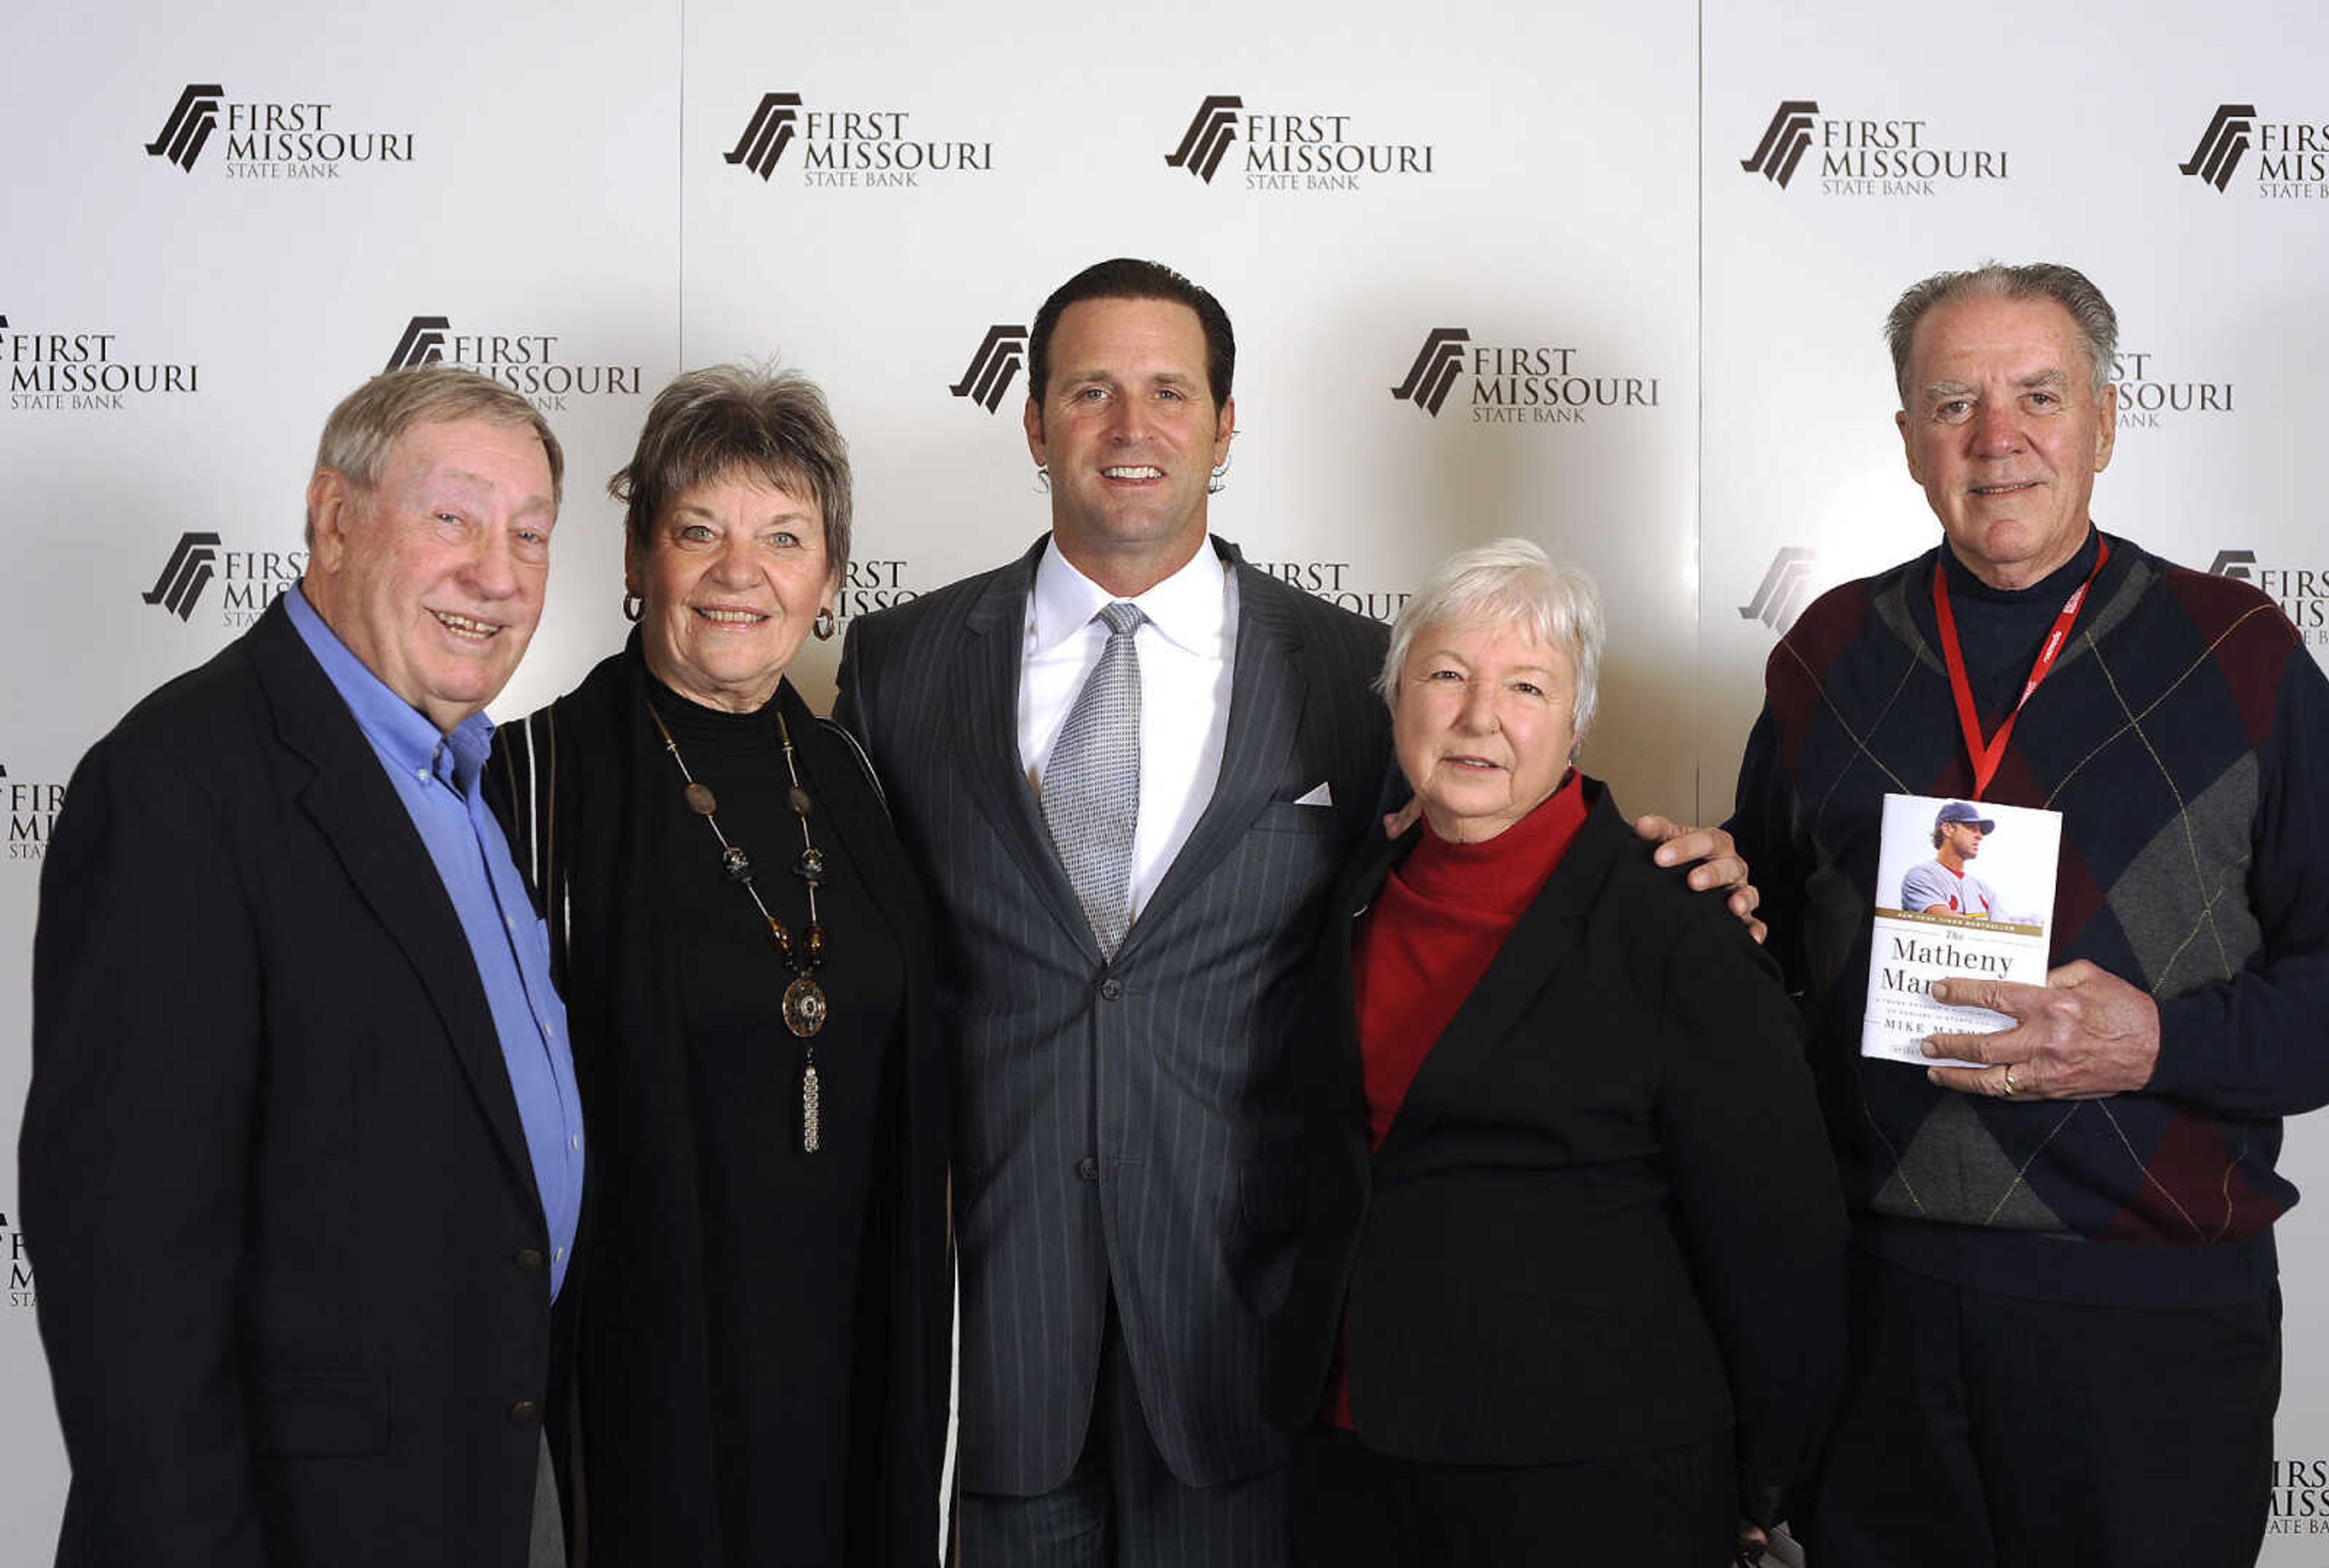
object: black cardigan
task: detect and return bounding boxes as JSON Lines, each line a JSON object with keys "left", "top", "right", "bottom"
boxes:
{"left": 488, "top": 641, "right": 950, "bottom": 1566}
{"left": 1264, "top": 781, "right": 1846, "bottom": 1519}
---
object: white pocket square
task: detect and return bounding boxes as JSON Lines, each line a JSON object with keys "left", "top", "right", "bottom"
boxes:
{"left": 1291, "top": 782, "right": 1333, "bottom": 807}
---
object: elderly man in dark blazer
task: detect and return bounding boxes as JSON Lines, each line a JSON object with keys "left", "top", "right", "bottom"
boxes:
{"left": 22, "top": 367, "right": 583, "bottom": 1568}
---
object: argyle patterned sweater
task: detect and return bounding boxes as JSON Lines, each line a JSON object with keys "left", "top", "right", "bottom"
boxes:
{"left": 1728, "top": 532, "right": 2329, "bottom": 1307}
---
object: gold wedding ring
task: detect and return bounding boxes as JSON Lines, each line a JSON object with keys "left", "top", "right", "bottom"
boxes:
{"left": 2002, "top": 1064, "right": 2019, "bottom": 1097}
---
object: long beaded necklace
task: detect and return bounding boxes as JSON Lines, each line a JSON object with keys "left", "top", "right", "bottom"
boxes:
{"left": 647, "top": 700, "right": 830, "bottom": 1154}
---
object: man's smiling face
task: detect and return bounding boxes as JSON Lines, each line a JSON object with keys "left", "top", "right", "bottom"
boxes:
{"left": 1024, "top": 295, "right": 1234, "bottom": 596}
{"left": 1897, "top": 292, "right": 2116, "bottom": 591}
{"left": 304, "top": 416, "right": 557, "bottom": 733}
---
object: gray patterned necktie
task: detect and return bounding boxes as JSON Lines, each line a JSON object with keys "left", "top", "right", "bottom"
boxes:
{"left": 1041, "top": 601, "right": 1145, "bottom": 959}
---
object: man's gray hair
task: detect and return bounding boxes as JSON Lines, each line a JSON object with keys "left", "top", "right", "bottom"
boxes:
{"left": 309, "top": 366, "right": 565, "bottom": 544}
{"left": 1377, "top": 537, "right": 1606, "bottom": 738}
{"left": 1884, "top": 261, "right": 2118, "bottom": 407}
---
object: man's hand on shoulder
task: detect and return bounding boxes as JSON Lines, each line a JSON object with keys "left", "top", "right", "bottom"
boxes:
{"left": 1636, "top": 814, "right": 1766, "bottom": 944}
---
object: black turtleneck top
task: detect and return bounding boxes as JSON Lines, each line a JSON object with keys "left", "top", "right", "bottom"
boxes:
{"left": 643, "top": 674, "right": 904, "bottom": 1564}
{"left": 1919, "top": 528, "right": 2106, "bottom": 724}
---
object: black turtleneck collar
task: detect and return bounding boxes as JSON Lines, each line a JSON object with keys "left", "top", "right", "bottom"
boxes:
{"left": 644, "top": 666, "right": 791, "bottom": 752}
{"left": 1938, "top": 525, "right": 2101, "bottom": 605}
{"left": 1932, "top": 526, "right": 2105, "bottom": 710}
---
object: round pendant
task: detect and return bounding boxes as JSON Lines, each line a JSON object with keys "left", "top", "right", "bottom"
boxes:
{"left": 782, "top": 974, "right": 828, "bottom": 1038}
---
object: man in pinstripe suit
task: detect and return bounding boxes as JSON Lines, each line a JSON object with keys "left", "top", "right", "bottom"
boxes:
{"left": 839, "top": 260, "right": 1755, "bottom": 1564}
{"left": 837, "top": 259, "right": 1392, "bottom": 1564}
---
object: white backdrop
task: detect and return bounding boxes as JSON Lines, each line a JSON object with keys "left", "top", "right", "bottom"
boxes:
{"left": 6, "top": 1, "right": 2327, "bottom": 1559}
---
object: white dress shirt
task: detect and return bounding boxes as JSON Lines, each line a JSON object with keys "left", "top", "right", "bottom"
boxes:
{"left": 1018, "top": 538, "right": 1238, "bottom": 925}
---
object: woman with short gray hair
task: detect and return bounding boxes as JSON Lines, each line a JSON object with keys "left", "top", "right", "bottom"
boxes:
{"left": 1371, "top": 534, "right": 1607, "bottom": 742}
{"left": 1266, "top": 538, "right": 1845, "bottom": 1565}
{"left": 486, "top": 365, "right": 949, "bottom": 1566}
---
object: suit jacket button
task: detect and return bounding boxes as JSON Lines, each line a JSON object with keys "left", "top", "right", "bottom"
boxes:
{"left": 509, "top": 1399, "right": 542, "bottom": 1424}
{"left": 1100, "top": 978, "right": 1123, "bottom": 1000}
{"left": 514, "top": 1248, "right": 546, "bottom": 1273}
{"left": 1076, "top": 1157, "right": 1101, "bottom": 1182}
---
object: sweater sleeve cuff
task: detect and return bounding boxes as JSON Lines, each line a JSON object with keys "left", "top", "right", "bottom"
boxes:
{"left": 2145, "top": 983, "right": 2329, "bottom": 1116}
{"left": 2143, "top": 991, "right": 2219, "bottom": 1099}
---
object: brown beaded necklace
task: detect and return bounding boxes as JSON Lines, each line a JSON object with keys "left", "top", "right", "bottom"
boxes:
{"left": 647, "top": 700, "right": 830, "bottom": 1154}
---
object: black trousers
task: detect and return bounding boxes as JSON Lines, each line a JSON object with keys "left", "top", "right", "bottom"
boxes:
{"left": 1292, "top": 1426, "right": 1735, "bottom": 1568}
{"left": 1803, "top": 1252, "right": 2279, "bottom": 1568}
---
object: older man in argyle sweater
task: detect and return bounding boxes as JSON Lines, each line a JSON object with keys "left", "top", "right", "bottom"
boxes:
{"left": 1729, "top": 263, "right": 2329, "bottom": 1567}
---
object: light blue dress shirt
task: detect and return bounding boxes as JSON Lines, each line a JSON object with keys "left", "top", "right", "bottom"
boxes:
{"left": 284, "top": 587, "right": 583, "bottom": 1297}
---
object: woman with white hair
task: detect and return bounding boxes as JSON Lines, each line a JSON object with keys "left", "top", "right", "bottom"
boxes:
{"left": 1263, "top": 539, "right": 1845, "bottom": 1565}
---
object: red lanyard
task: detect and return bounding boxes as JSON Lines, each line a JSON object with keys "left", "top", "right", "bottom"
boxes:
{"left": 1930, "top": 536, "right": 2110, "bottom": 800}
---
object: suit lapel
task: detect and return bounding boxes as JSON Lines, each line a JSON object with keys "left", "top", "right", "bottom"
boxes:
{"left": 948, "top": 538, "right": 1104, "bottom": 963}
{"left": 1115, "top": 548, "right": 1306, "bottom": 964}
{"left": 1328, "top": 821, "right": 1410, "bottom": 1109}
{"left": 249, "top": 604, "right": 541, "bottom": 1210}
{"left": 1371, "top": 790, "right": 1627, "bottom": 1166}
{"left": 1302, "top": 830, "right": 1403, "bottom": 1233}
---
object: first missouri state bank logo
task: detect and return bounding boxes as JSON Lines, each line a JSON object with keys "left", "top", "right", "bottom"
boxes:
{"left": 385, "top": 315, "right": 449, "bottom": 369}
{"left": 1390, "top": 326, "right": 1661, "bottom": 426}
{"left": 379, "top": 315, "right": 643, "bottom": 409}
{"left": 1163, "top": 93, "right": 1434, "bottom": 191}
{"left": 2270, "top": 1456, "right": 2329, "bottom": 1536}
{"left": 1739, "top": 98, "right": 2007, "bottom": 195}
{"left": 2212, "top": 548, "right": 2328, "bottom": 651}
{"left": 1245, "top": 560, "right": 1411, "bottom": 623}
{"left": 949, "top": 325, "right": 1029, "bottom": 414}
{"left": 2182, "top": 106, "right": 2256, "bottom": 190}
{"left": 0, "top": 1211, "right": 30, "bottom": 1305}
{"left": 146, "top": 83, "right": 223, "bottom": 170}
{"left": 1739, "top": 101, "right": 1820, "bottom": 188}
{"left": 723, "top": 90, "right": 993, "bottom": 186}
{"left": 1166, "top": 96, "right": 1242, "bottom": 183}
{"left": 5, "top": 314, "right": 202, "bottom": 412}
{"left": 4, "top": 767, "right": 66, "bottom": 867}
{"left": 2110, "top": 350, "right": 2235, "bottom": 431}
{"left": 2178, "top": 103, "right": 2329, "bottom": 195}
{"left": 142, "top": 532, "right": 305, "bottom": 629}
{"left": 1740, "top": 548, "right": 1820, "bottom": 634}
{"left": 143, "top": 531, "right": 220, "bottom": 621}
{"left": 726, "top": 93, "right": 802, "bottom": 178}
{"left": 1390, "top": 329, "right": 1470, "bottom": 416}
{"left": 141, "top": 81, "right": 414, "bottom": 178}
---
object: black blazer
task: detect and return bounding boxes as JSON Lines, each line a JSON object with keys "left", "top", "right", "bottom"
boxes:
{"left": 1265, "top": 782, "right": 1846, "bottom": 1504}
{"left": 22, "top": 600, "right": 559, "bottom": 1567}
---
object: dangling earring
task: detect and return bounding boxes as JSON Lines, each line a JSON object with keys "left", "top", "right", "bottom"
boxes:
{"left": 813, "top": 607, "right": 837, "bottom": 641}
{"left": 622, "top": 593, "right": 644, "bottom": 623}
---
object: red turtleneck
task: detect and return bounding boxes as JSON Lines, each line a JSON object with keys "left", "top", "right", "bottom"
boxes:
{"left": 1329, "top": 770, "right": 1590, "bottom": 1428}
{"left": 1353, "top": 770, "right": 1590, "bottom": 1150}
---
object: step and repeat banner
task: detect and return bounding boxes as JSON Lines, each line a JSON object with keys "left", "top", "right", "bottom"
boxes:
{"left": 5, "top": 0, "right": 2326, "bottom": 1558}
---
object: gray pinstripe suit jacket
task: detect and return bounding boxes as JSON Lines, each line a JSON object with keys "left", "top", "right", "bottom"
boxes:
{"left": 835, "top": 534, "right": 1391, "bottom": 1495}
